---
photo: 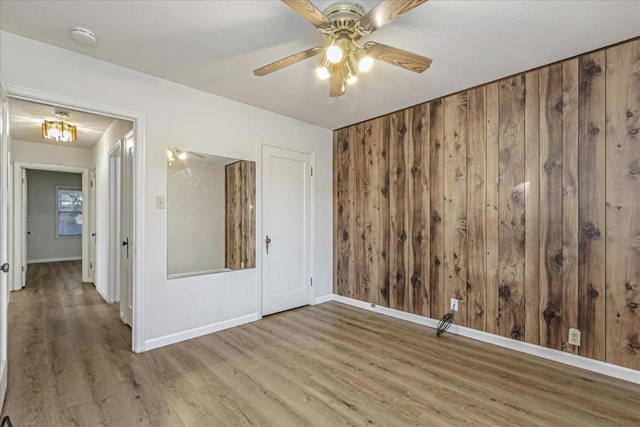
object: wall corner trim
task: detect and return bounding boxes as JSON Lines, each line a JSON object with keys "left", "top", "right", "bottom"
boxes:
{"left": 143, "top": 313, "right": 259, "bottom": 352}
{"left": 330, "top": 294, "right": 640, "bottom": 385}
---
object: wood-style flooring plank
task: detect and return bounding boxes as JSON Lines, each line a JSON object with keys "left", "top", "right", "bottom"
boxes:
{"left": 4, "top": 261, "right": 639, "bottom": 426}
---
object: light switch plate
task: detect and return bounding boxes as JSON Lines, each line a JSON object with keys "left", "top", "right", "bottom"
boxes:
{"left": 156, "top": 196, "right": 165, "bottom": 209}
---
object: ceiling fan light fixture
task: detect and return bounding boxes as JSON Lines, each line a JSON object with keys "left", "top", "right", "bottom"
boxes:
{"left": 358, "top": 55, "right": 374, "bottom": 73}
{"left": 316, "top": 65, "right": 331, "bottom": 80}
{"left": 345, "top": 58, "right": 358, "bottom": 85}
{"left": 326, "top": 44, "right": 343, "bottom": 64}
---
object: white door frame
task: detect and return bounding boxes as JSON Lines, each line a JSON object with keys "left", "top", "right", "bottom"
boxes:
{"left": 13, "top": 162, "right": 90, "bottom": 285}
{"left": 4, "top": 83, "right": 146, "bottom": 353}
{"left": 258, "top": 144, "right": 315, "bottom": 318}
{"left": 0, "top": 82, "right": 10, "bottom": 413}
{"left": 108, "top": 142, "right": 122, "bottom": 304}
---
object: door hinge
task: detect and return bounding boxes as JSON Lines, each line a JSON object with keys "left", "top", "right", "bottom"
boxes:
{"left": 90, "top": 180, "right": 94, "bottom": 188}
{"left": 90, "top": 262, "right": 93, "bottom": 269}
{"left": 22, "top": 266, "right": 25, "bottom": 272}
{"left": 310, "top": 277, "right": 313, "bottom": 287}
{"left": 21, "top": 178, "right": 24, "bottom": 184}
{"left": 310, "top": 167, "right": 313, "bottom": 176}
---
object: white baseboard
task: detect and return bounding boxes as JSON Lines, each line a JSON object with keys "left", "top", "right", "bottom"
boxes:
{"left": 27, "top": 256, "right": 81, "bottom": 264}
{"left": 330, "top": 294, "right": 640, "bottom": 385}
{"left": 144, "top": 313, "right": 259, "bottom": 351}
{"left": 313, "top": 294, "right": 334, "bottom": 305}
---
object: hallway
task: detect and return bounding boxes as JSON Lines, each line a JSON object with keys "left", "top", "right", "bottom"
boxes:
{"left": 1, "top": 261, "right": 133, "bottom": 425}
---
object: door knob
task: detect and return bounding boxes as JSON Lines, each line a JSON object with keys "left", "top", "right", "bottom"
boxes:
{"left": 1, "top": 263, "right": 9, "bottom": 273}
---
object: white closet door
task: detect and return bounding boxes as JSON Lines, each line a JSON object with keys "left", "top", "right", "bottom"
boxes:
{"left": 262, "top": 146, "right": 313, "bottom": 316}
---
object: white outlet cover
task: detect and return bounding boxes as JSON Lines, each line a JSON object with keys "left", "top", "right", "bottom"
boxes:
{"left": 155, "top": 196, "right": 165, "bottom": 209}
{"left": 450, "top": 298, "right": 459, "bottom": 312}
{"left": 568, "top": 328, "right": 581, "bottom": 346}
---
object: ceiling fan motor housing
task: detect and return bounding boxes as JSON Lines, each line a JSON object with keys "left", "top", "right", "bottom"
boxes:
{"left": 322, "top": 2, "right": 366, "bottom": 38}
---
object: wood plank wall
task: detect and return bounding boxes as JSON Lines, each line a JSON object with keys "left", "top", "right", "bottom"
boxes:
{"left": 225, "top": 160, "right": 256, "bottom": 270}
{"left": 333, "top": 38, "right": 640, "bottom": 370}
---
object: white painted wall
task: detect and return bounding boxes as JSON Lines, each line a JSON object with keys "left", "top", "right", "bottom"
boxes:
{"left": 11, "top": 139, "right": 93, "bottom": 168}
{"left": 92, "top": 119, "right": 132, "bottom": 301}
{"left": 0, "top": 31, "right": 333, "bottom": 346}
{"left": 167, "top": 157, "right": 227, "bottom": 276}
{"left": 26, "top": 169, "right": 82, "bottom": 262}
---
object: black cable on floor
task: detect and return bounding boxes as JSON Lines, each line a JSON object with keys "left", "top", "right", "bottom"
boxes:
{"left": 436, "top": 312, "right": 454, "bottom": 337}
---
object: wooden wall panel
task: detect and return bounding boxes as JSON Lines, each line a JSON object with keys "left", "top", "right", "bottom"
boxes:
{"left": 334, "top": 128, "right": 350, "bottom": 297}
{"left": 429, "top": 100, "right": 445, "bottom": 319}
{"left": 363, "top": 119, "right": 380, "bottom": 305}
{"left": 524, "top": 70, "right": 540, "bottom": 345}
{"left": 389, "top": 112, "right": 409, "bottom": 311}
{"left": 408, "top": 104, "right": 430, "bottom": 316}
{"left": 443, "top": 93, "right": 468, "bottom": 324}
{"left": 352, "top": 124, "right": 366, "bottom": 301}
{"left": 605, "top": 40, "right": 640, "bottom": 370}
{"left": 225, "top": 160, "right": 256, "bottom": 270}
{"left": 486, "top": 82, "right": 500, "bottom": 335}
{"left": 577, "top": 51, "right": 606, "bottom": 361}
{"left": 497, "top": 75, "right": 526, "bottom": 340}
{"left": 539, "top": 63, "right": 564, "bottom": 351}
{"left": 562, "top": 59, "right": 580, "bottom": 354}
{"left": 378, "top": 116, "right": 391, "bottom": 307}
{"left": 333, "top": 38, "right": 640, "bottom": 370}
{"left": 466, "top": 86, "right": 487, "bottom": 331}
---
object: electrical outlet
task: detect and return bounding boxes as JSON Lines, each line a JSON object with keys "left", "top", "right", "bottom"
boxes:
{"left": 568, "top": 328, "right": 581, "bottom": 346}
{"left": 450, "top": 298, "right": 459, "bottom": 312}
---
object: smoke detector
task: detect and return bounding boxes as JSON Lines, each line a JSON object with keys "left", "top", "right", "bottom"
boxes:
{"left": 71, "top": 27, "right": 97, "bottom": 45}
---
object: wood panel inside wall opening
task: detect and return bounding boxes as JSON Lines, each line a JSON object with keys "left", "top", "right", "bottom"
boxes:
{"left": 225, "top": 160, "right": 256, "bottom": 269}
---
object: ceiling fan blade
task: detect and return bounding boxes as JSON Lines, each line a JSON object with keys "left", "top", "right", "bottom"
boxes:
{"left": 282, "top": 0, "right": 332, "bottom": 29}
{"left": 330, "top": 64, "right": 346, "bottom": 97}
{"left": 364, "top": 42, "right": 432, "bottom": 73}
{"left": 253, "top": 47, "right": 322, "bottom": 76}
{"left": 358, "top": 0, "right": 428, "bottom": 33}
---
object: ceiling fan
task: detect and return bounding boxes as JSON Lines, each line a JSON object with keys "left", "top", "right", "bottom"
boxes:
{"left": 253, "top": 0, "right": 433, "bottom": 97}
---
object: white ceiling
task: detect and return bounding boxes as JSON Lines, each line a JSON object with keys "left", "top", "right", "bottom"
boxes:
{"left": 8, "top": 98, "right": 116, "bottom": 149}
{"left": 1, "top": 1, "right": 638, "bottom": 130}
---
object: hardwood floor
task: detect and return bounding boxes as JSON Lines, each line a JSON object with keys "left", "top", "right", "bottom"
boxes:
{"left": 2, "top": 261, "right": 639, "bottom": 426}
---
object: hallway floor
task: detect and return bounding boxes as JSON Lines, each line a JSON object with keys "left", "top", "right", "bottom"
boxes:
{"left": 2, "top": 261, "right": 639, "bottom": 426}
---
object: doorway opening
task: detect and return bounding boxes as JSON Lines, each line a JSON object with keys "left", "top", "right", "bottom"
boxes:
{"left": 4, "top": 86, "right": 143, "bottom": 352}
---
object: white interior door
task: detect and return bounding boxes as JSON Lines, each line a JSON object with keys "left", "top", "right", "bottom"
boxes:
{"left": 20, "top": 167, "right": 26, "bottom": 288}
{"left": 0, "top": 84, "right": 10, "bottom": 411}
{"left": 88, "top": 168, "right": 96, "bottom": 283}
{"left": 262, "top": 146, "right": 313, "bottom": 316}
{"left": 120, "top": 134, "right": 133, "bottom": 326}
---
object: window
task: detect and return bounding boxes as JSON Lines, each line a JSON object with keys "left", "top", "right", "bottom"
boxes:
{"left": 56, "top": 186, "right": 83, "bottom": 237}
